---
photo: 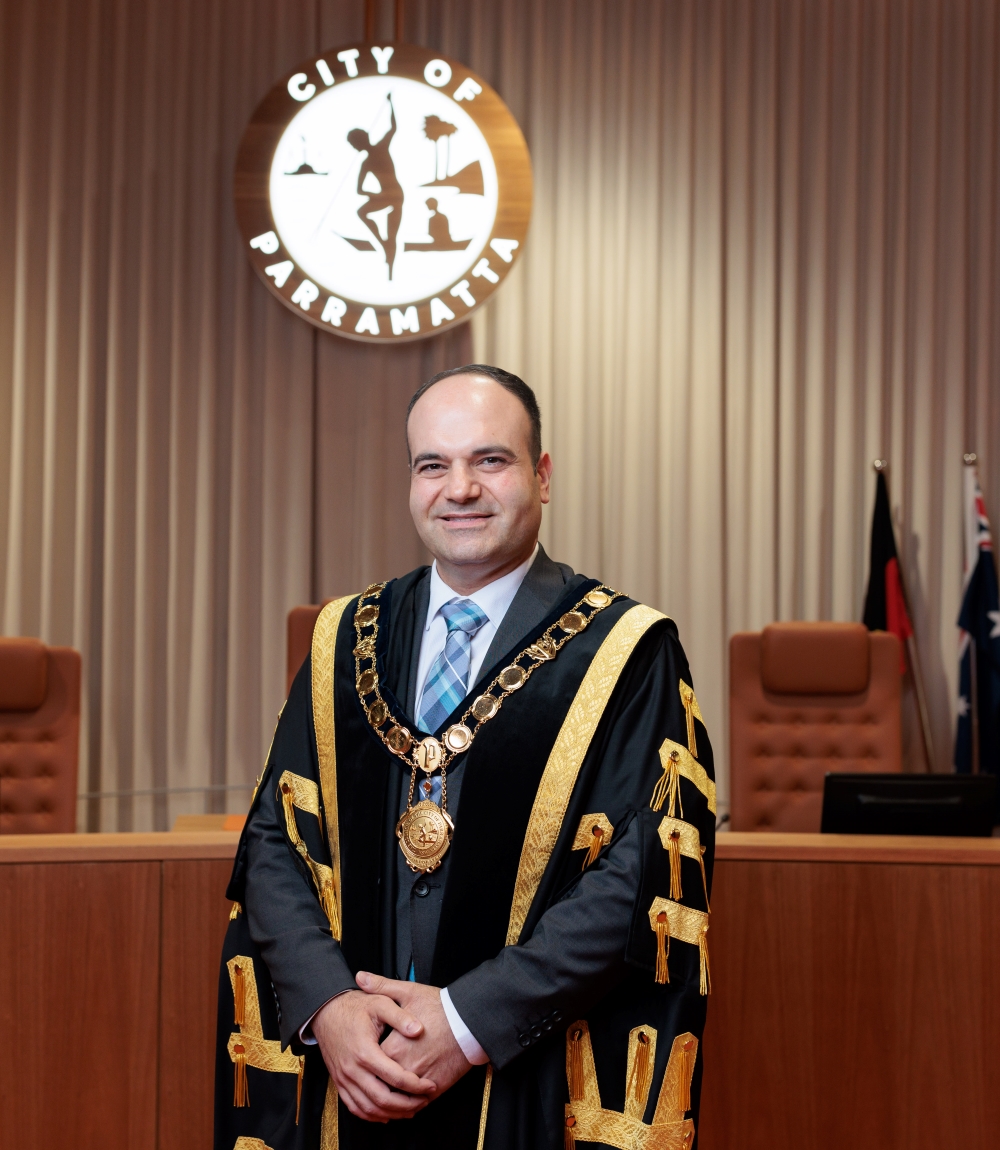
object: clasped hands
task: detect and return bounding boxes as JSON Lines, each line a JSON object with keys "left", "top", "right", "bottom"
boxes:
{"left": 311, "top": 972, "right": 473, "bottom": 1122}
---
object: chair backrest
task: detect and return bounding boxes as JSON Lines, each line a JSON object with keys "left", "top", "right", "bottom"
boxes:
{"left": 286, "top": 603, "right": 333, "bottom": 696}
{"left": 0, "top": 638, "right": 81, "bottom": 834}
{"left": 729, "top": 622, "right": 902, "bottom": 832}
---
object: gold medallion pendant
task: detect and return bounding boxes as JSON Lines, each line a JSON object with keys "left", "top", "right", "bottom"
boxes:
{"left": 396, "top": 800, "right": 454, "bottom": 873}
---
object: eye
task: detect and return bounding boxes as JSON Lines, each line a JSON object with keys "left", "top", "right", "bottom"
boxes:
{"left": 417, "top": 462, "right": 446, "bottom": 474}
{"left": 479, "top": 455, "right": 508, "bottom": 467}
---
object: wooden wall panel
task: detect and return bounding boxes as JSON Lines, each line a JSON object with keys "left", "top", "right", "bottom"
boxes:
{"left": 0, "top": 861, "right": 161, "bottom": 1150}
{"left": 700, "top": 859, "right": 1000, "bottom": 1150}
{"left": 158, "top": 859, "right": 235, "bottom": 1150}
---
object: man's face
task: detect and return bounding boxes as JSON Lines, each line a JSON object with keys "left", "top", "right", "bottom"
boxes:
{"left": 407, "top": 375, "right": 551, "bottom": 575}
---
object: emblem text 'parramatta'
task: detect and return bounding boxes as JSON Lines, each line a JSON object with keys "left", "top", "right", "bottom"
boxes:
{"left": 234, "top": 44, "right": 533, "bottom": 342}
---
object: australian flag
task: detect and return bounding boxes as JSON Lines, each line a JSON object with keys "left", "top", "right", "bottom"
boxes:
{"left": 954, "top": 462, "right": 1000, "bottom": 806}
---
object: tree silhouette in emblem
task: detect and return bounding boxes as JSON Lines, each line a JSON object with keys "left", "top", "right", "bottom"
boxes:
{"left": 424, "top": 115, "right": 458, "bottom": 180}
{"left": 347, "top": 96, "right": 404, "bottom": 278}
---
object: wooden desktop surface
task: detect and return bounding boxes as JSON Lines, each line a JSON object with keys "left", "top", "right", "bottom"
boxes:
{"left": 1, "top": 831, "right": 997, "bottom": 1150}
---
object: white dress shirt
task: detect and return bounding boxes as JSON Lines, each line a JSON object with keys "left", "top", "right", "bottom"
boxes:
{"left": 414, "top": 543, "right": 539, "bottom": 721}
{"left": 302, "top": 545, "right": 538, "bottom": 1066}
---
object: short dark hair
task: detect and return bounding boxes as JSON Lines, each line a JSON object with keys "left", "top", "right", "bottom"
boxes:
{"left": 406, "top": 364, "right": 543, "bottom": 466}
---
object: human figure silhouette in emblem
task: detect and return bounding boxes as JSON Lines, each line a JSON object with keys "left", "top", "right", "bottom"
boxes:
{"left": 404, "top": 198, "right": 471, "bottom": 253}
{"left": 347, "top": 95, "right": 404, "bottom": 278}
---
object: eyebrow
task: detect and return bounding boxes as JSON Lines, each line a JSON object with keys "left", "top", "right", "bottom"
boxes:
{"left": 412, "top": 445, "right": 516, "bottom": 466}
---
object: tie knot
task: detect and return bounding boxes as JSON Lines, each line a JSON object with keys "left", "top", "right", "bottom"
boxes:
{"left": 439, "top": 598, "right": 488, "bottom": 636}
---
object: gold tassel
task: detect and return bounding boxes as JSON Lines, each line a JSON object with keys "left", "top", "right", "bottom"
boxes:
{"left": 320, "top": 882, "right": 341, "bottom": 940}
{"left": 233, "top": 964, "right": 245, "bottom": 1027}
{"left": 229, "top": 901, "right": 242, "bottom": 921}
{"left": 628, "top": 1032, "right": 653, "bottom": 1103}
{"left": 699, "top": 926, "right": 711, "bottom": 996}
{"left": 650, "top": 750, "right": 682, "bottom": 815}
{"left": 699, "top": 845, "right": 710, "bottom": 912}
{"left": 281, "top": 782, "right": 296, "bottom": 835}
{"left": 682, "top": 687, "right": 698, "bottom": 758}
{"left": 582, "top": 825, "right": 604, "bottom": 870}
{"left": 676, "top": 1039, "right": 694, "bottom": 1112}
{"left": 667, "top": 831, "right": 683, "bottom": 900}
{"left": 569, "top": 1029, "right": 584, "bottom": 1100}
{"left": 564, "top": 1115, "right": 576, "bottom": 1150}
{"left": 233, "top": 1044, "right": 249, "bottom": 1107}
{"left": 296, "top": 1055, "right": 305, "bottom": 1125}
{"left": 655, "top": 911, "right": 670, "bottom": 984}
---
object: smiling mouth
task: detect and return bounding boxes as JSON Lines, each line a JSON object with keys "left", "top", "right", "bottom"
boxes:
{"left": 438, "top": 513, "right": 493, "bottom": 525}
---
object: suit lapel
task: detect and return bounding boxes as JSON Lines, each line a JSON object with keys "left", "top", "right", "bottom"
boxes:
{"left": 474, "top": 545, "right": 586, "bottom": 689}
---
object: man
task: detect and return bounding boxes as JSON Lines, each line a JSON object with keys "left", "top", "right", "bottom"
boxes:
{"left": 215, "top": 365, "right": 716, "bottom": 1150}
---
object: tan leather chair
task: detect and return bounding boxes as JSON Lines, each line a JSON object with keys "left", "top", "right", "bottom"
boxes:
{"left": 729, "top": 622, "right": 902, "bottom": 832}
{"left": 0, "top": 638, "right": 81, "bottom": 833}
{"left": 286, "top": 602, "right": 333, "bottom": 696}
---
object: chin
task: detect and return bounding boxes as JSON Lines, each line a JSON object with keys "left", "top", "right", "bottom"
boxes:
{"left": 434, "top": 531, "right": 497, "bottom": 565}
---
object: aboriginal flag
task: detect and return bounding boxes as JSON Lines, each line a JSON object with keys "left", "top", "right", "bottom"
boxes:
{"left": 862, "top": 471, "right": 912, "bottom": 672}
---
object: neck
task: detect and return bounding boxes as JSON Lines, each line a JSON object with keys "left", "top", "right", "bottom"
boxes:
{"left": 434, "top": 540, "right": 538, "bottom": 596}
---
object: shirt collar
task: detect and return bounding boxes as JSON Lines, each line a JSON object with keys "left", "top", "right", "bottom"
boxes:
{"left": 425, "top": 542, "right": 540, "bottom": 633}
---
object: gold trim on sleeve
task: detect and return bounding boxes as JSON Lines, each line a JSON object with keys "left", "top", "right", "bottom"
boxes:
{"left": 234, "top": 1139, "right": 275, "bottom": 1150}
{"left": 646, "top": 898, "right": 708, "bottom": 946}
{"left": 311, "top": 595, "right": 357, "bottom": 943}
{"left": 278, "top": 769, "right": 339, "bottom": 934}
{"left": 505, "top": 605, "right": 666, "bottom": 945}
{"left": 657, "top": 815, "right": 710, "bottom": 908}
{"left": 656, "top": 816, "right": 701, "bottom": 861}
{"left": 563, "top": 1021, "right": 697, "bottom": 1149}
{"left": 678, "top": 680, "right": 703, "bottom": 758}
{"left": 572, "top": 812, "right": 614, "bottom": 851}
{"left": 647, "top": 898, "right": 711, "bottom": 995}
{"left": 657, "top": 739, "right": 716, "bottom": 815}
{"left": 226, "top": 955, "right": 301, "bottom": 1077}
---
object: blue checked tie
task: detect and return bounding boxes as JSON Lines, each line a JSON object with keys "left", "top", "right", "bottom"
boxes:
{"left": 416, "top": 598, "right": 489, "bottom": 734}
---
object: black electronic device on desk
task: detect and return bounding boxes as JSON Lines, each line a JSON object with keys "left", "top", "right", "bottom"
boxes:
{"left": 821, "top": 773, "right": 997, "bottom": 837}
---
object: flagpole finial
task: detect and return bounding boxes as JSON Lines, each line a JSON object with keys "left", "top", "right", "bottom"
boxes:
{"left": 873, "top": 459, "right": 888, "bottom": 472}
{"left": 964, "top": 453, "right": 978, "bottom": 465}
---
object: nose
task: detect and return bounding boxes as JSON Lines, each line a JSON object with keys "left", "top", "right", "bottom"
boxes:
{"left": 442, "top": 460, "right": 480, "bottom": 502}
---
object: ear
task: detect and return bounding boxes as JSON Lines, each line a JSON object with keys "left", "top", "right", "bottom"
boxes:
{"left": 536, "top": 452, "right": 553, "bottom": 504}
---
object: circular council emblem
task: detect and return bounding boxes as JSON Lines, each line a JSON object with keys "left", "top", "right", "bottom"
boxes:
{"left": 234, "top": 44, "right": 532, "bottom": 342}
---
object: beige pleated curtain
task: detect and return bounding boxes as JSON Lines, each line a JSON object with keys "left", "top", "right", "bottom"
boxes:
{"left": 1, "top": 0, "right": 997, "bottom": 830}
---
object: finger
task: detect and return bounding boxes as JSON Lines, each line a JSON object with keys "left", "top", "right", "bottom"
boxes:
{"left": 361, "top": 1042, "right": 437, "bottom": 1095}
{"left": 356, "top": 971, "right": 409, "bottom": 997}
{"left": 340, "top": 1066, "right": 429, "bottom": 1121}
{"left": 370, "top": 994, "right": 424, "bottom": 1038}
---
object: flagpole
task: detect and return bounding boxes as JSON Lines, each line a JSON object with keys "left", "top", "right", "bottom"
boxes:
{"left": 873, "top": 460, "right": 936, "bottom": 772}
{"left": 970, "top": 641, "right": 980, "bottom": 775}
{"left": 964, "top": 454, "right": 982, "bottom": 776}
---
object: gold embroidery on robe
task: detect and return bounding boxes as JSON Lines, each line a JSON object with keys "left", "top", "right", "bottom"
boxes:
{"left": 678, "top": 680, "right": 703, "bottom": 758}
{"left": 278, "top": 769, "right": 340, "bottom": 935}
{"left": 312, "top": 594, "right": 356, "bottom": 944}
{"left": 657, "top": 739, "right": 716, "bottom": 815}
{"left": 657, "top": 816, "right": 710, "bottom": 908}
{"left": 319, "top": 1078, "right": 339, "bottom": 1150}
{"left": 563, "top": 1020, "right": 698, "bottom": 1148}
{"left": 311, "top": 595, "right": 356, "bottom": 1150}
{"left": 572, "top": 812, "right": 615, "bottom": 857}
{"left": 226, "top": 955, "right": 301, "bottom": 1076}
{"left": 480, "top": 604, "right": 669, "bottom": 1149}
{"left": 507, "top": 605, "right": 668, "bottom": 946}
{"left": 647, "top": 899, "right": 711, "bottom": 994}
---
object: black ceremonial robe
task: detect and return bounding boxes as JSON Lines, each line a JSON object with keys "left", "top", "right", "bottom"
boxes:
{"left": 214, "top": 568, "right": 716, "bottom": 1150}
